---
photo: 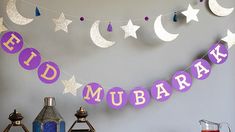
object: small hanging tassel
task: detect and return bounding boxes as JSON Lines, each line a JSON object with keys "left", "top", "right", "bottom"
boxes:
{"left": 35, "top": 6, "right": 41, "bottom": 16}
{"left": 173, "top": 12, "right": 178, "bottom": 22}
{"left": 107, "top": 22, "right": 113, "bottom": 32}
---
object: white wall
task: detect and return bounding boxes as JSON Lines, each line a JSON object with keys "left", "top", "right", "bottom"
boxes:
{"left": 0, "top": 0, "right": 235, "bottom": 131}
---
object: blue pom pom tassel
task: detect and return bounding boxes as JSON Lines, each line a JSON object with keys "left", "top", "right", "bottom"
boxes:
{"left": 35, "top": 6, "right": 41, "bottom": 16}
{"left": 173, "top": 12, "right": 177, "bottom": 22}
{"left": 107, "top": 22, "right": 113, "bottom": 32}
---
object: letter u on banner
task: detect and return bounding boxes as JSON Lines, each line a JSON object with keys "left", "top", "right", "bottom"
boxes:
{"left": 106, "top": 87, "right": 128, "bottom": 110}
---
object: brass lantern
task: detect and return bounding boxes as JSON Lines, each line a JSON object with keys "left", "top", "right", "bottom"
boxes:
{"left": 68, "top": 107, "right": 95, "bottom": 132}
{"left": 3, "top": 109, "right": 29, "bottom": 132}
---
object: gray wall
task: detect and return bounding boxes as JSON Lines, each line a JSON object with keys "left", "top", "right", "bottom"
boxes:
{"left": 0, "top": 0, "right": 235, "bottom": 131}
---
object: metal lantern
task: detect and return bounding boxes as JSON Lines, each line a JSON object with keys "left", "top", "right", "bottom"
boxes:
{"left": 68, "top": 107, "right": 95, "bottom": 132}
{"left": 33, "top": 97, "right": 65, "bottom": 132}
{"left": 3, "top": 109, "right": 29, "bottom": 132}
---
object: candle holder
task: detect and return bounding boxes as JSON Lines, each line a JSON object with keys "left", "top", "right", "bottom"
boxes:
{"left": 68, "top": 107, "right": 95, "bottom": 132}
{"left": 33, "top": 97, "right": 65, "bottom": 132}
{"left": 3, "top": 109, "right": 29, "bottom": 132}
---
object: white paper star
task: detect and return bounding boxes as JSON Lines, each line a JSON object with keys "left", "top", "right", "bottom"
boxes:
{"left": 62, "top": 76, "right": 82, "bottom": 96}
{"left": 53, "top": 13, "right": 72, "bottom": 33}
{"left": 121, "top": 20, "right": 140, "bottom": 39}
{"left": 222, "top": 30, "right": 235, "bottom": 49}
{"left": 0, "top": 17, "right": 7, "bottom": 33}
{"left": 182, "top": 4, "right": 200, "bottom": 23}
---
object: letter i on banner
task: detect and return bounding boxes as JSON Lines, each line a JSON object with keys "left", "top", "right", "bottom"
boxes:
{"left": 208, "top": 44, "right": 228, "bottom": 64}
{"left": 106, "top": 87, "right": 128, "bottom": 110}
{"left": 1, "top": 32, "right": 23, "bottom": 54}
{"left": 83, "top": 83, "right": 105, "bottom": 105}
{"left": 129, "top": 87, "right": 150, "bottom": 109}
{"left": 19, "top": 48, "right": 41, "bottom": 70}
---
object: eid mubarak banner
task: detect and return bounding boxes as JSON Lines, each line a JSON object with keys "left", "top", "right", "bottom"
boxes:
{"left": 82, "top": 43, "right": 228, "bottom": 109}
{"left": 0, "top": 31, "right": 230, "bottom": 110}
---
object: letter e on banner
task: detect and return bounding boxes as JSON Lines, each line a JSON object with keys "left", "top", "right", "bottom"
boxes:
{"left": 1, "top": 31, "right": 23, "bottom": 54}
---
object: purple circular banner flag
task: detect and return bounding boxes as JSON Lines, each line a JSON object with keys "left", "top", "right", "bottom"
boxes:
{"left": 106, "top": 87, "right": 128, "bottom": 110}
{"left": 208, "top": 44, "right": 228, "bottom": 64}
{"left": 190, "top": 59, "right": 211, "bottom": 80}
{"left": 129, "top": 87, "right": 150, "bottom": 109}
{"left": 37, "top": 61, "right": 60, "bottom": 84}
{"left": 83, "top": 82, "right": 105, "bottom": 105}
{"left": 151, "top": 80, "right": 172, "bottom": 102}
{"left": 19, "top": 48, "right": 41, "bottom": 70}
{"left": 171, "top": 71, "right": 192, "bottom": 92}
{"left": 1, "top": 31, "right": 24, "bottom": 54}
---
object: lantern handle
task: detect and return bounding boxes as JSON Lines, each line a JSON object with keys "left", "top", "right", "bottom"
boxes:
{"left": 21, "top": 124, "right": 30, "bottom": 132}
{"left": 68, "top": 121, "right": 77, "bottom": 132}
{"left": 3, "top": 124, "right": 13, "bottom": 132}
{"left": 86, "top": 120, "right": 95, "bottom": 132}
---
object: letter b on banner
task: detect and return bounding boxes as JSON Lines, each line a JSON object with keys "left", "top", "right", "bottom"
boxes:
{"left": 129, "top": 87, "right": 150, "bottom": 109}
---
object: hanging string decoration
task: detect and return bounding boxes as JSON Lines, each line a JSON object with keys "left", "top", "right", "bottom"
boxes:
{"left": 62, "top": 75, "right": 83, "bottom": 96}
{"left": 121, "top": 20, "right": 140, "bottom": 39}
{"left": 53, "top": 13, "right": 72, "bottom": 33}
{"left": 35, "top": 6, "right": 41, "bottom": 17}
{"left": 90, "top": 20, "right": 116, "bottom": 48}
{"left": 107, "top": 22, "right": 113, "bottom": 32}
{"left": 6, "top": 0, "right": 34, "bottom": 25}
{"left": 173, "top": 12, "right": 178, "bottom": 22}
{"left": 154, "top": 15, "right": 179, "bottom": 42}
{"left": 0, "top": 17, "right": 8, "bottom": 33}
{"left": 1, "top": 0, "right": 235, "bottom": 110}
{"left": 5, "top": 0, "right": 235, "bottom": 47}
{"left": 222, "top": 30, "right": 235, "bottom": 49}
{"left": 181, "top": 4, "right": 200, "bottom": 23}
{"left": 208, "top": 0, "right": 234, "bottom": 17}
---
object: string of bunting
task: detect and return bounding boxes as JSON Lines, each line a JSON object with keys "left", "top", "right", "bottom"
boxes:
{"left": 0, "top": 27, "right": 235, "bottom": 109}
{"left": 0, "top": 0, "right": 235, "bottom": 110}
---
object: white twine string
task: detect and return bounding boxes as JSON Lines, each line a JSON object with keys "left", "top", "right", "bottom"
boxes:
{"left": 19, "top": 0, "right": 202, "bottom": 23}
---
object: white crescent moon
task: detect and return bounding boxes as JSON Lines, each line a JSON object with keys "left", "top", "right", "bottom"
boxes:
{"left": 154, "top": 15, "right": 179, "bottom": 42}
{"left": 208, "top": 0, "right": 234, "bottom": 17}
{"left": 6, "top": 0, "right": 34, "bottom": 25}
{"left": 90, "top": 20, "right": 115, "bottom": 48}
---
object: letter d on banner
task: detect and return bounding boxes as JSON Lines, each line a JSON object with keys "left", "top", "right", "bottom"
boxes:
{"left": 38, "top": 61, "right": 60, "bottom": 84}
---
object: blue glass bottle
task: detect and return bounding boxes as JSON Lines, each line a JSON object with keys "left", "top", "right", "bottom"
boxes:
{"left": 33, "top": 97, "right": 65, "bottom": 132}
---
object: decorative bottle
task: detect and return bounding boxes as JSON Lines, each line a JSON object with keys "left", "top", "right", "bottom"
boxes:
{"left": 33, "top": 97, "right": 65, "bottom": 132}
